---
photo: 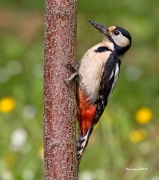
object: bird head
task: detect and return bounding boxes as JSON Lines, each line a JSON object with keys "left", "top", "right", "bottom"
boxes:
{"left": 89, "top": 20, "right": 131, "bottom": 56}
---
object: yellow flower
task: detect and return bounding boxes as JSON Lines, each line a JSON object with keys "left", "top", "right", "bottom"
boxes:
{"left": 129, "top": 129, "right": 146, "bottom": 143}
{"left": 135, "top": 107, "right": 152, "bottom": 124}
{"left": 0, "top": 97, "right": 15, "bottom": 113}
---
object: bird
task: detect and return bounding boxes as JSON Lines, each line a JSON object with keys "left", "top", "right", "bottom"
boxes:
{"left": 64, "top": 19, "right": 132, "bottom": 164}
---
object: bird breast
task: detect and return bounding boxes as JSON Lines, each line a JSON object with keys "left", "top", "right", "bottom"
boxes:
{"left": 78, "top": 44, "right": 112, "bottom": 103}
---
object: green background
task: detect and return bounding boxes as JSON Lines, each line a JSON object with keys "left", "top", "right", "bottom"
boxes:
{"left": 0, "top": 0, "right": 159, "bottom": 180}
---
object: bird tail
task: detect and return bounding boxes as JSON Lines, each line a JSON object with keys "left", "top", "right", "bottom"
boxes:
{"left": 77, "top": 126, "right": 94, "bottom": 164}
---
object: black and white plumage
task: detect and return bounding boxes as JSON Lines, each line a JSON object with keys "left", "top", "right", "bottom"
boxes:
{"left": 65, "top": 19, "right": 132, "bottom": 164}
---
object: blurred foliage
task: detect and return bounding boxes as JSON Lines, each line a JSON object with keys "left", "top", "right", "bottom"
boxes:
{"left": 0, "top": 0, "right": 159, "bottom": 180}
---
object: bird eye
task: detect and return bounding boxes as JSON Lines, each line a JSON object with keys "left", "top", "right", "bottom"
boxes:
{"left": 113, "top": 30, "right": 120, "bottom": 36}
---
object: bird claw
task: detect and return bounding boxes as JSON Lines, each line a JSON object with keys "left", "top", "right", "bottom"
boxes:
{"left": 64, "top": 79, "right": 71, "bottom": 87}
{"left": 64, "top": 61, "right": 79, "bottom": 86}
{"left": 64, "top": 72, "right": 79, "bottom": 86}
{"left": 65, "top": 61, "right": 79, "bottom": 72}
{"left": 65, "top": 64, "right": 76, "bottom": 74}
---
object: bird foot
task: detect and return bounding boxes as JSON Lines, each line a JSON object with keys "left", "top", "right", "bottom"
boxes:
{"left": 64, "top": 61, "right": 79, "bottom": 86}
{"left": 64, "top": 71, "right": 79, "bottom": 86}
{"left": 65, "top": 61, "right": 79, "bottom": 72}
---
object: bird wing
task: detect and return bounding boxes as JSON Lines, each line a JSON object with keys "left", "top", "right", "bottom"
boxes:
{"left": 93, "top": 53, "right": 121, "bottom": 125}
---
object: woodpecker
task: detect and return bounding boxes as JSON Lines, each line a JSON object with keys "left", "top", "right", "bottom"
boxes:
{"left": 65, "top": 20, "right": 131, "bottom": 164}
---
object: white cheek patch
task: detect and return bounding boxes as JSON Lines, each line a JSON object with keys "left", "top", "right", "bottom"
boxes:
{"left": 113, "top": 36, "right": 130, "bottom": 47}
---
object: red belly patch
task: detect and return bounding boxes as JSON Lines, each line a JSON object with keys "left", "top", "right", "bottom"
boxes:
{"left": 77, "top": 89, "right": 96, "bottom": 136}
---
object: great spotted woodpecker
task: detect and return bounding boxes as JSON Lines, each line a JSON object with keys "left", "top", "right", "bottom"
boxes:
{"left": 65, "top": 20, "right": 131, "bottom": 164}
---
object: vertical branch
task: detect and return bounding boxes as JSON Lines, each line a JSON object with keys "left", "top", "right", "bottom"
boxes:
{"left": 43, "top": 0, "right": 78, "bottom": 179}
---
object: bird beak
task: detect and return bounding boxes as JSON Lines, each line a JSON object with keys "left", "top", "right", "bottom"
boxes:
{"left": 88, "top": 19, "right": 109, "bottom": 36}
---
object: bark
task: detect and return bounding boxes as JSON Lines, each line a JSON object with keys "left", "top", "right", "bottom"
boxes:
{"left": 43, "top": 0, "right": 78, "bottom": 179}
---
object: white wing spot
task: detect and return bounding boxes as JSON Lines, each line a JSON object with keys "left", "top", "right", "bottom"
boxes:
{"left": 108, "top": 63, "right": 120, "bottom": 100}
{"left": 109, "top": 70, "right": 114, "bottom": 80}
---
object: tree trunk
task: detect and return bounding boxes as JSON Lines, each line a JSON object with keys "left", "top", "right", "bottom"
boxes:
{"left": 43, "top": 0, "right": 78, "bottom": 179}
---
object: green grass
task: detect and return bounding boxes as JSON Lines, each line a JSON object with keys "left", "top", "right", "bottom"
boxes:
{"left": 0, "top": 0, "right": 159, "bottom": 179}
